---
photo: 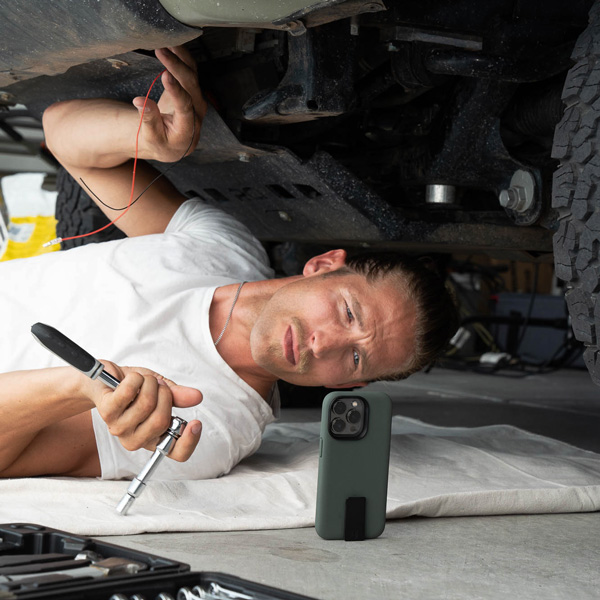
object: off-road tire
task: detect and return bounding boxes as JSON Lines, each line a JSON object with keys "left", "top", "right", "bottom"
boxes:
{"left": 55, "top": 167, "right": 126, "bottom": 249}
{"left": 553, "top": 1, "right": 600, "bottom": 385}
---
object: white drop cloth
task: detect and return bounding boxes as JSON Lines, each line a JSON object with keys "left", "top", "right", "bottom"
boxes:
{"left": 0, "top": 417, "right": 598, "bottom": 536}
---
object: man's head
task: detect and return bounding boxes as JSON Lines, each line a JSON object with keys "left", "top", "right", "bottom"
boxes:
{"left": 342, "top": 251, "right": 459, "bottom": 380}
{"left": 249, "top": 249, "right": 458, "bottom": 387}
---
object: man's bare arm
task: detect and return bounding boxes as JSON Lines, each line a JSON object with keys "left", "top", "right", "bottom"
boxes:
{"left": 42, "top": 47, "right": 207, "bottom": 238}
{"left": 0, "top": 365, "right": 203, "bottom": 478}
{"left": 0, "top": 368, "right": 97, "bottom": 476}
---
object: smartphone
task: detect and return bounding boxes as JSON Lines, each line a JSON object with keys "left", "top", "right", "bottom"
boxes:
{"left": 315, "top": 390, "right": 392, "bottom": 541}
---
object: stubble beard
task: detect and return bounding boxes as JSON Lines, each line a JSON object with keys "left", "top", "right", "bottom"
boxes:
{"left": 263, "top": 316, "right": 310, "bottom": 376}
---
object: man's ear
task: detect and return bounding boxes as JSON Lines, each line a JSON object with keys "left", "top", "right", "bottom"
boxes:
{"left": 303, "top": 249, "right": 347, "bottom": 277}
{"left": 325, "top": 381, "right": 368, "bottom": 389}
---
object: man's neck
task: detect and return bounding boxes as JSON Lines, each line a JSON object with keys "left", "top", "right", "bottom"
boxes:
{"left": 209, "top": 277, "right": 301, "bottom": 398}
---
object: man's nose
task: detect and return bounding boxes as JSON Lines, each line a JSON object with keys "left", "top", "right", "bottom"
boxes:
{"left": 310, "top": 329, "right": 348, "bottom": 358}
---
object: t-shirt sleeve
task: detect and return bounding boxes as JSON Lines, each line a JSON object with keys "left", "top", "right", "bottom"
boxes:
{"left": 165, "top": 198, "right": 272, "bottom": 275}
{"left": 91, "top": 387, "right": 276, "bottom": 481}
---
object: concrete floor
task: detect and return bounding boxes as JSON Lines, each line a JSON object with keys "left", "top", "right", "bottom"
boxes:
{"left": 99, "top": 367, "right": 600, "bottom": 600}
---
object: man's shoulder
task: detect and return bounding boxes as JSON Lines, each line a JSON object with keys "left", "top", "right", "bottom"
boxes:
{"left": 165, "top": 198, "right": 273, "bottom": 275}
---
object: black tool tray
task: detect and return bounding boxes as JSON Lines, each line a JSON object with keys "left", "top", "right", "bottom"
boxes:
{"left": 0, "top": 523, "right": 316, "bottom": 600}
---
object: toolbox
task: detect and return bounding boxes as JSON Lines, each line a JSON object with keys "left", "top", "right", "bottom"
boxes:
{"left": 0, "top": 523, "right": 316, "bottom": 600}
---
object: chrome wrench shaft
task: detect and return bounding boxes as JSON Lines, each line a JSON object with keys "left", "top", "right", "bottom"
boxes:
{"left": 116, "top": 416, "right": 187, "bottom": 515}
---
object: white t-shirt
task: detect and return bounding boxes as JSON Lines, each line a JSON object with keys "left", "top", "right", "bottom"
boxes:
{"left": 0, "top": 199, "right": 277, "bottom": 480}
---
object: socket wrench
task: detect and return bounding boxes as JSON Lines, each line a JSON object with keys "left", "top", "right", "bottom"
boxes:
{"left": 31, "top": 322, "right": 187, "bottom": 515}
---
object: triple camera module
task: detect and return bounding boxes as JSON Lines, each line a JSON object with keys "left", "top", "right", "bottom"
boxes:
{"left": 329, "top": 397, "right": 368, "bottom": 439}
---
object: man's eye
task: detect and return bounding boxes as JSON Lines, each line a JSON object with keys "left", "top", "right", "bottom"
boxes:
{"left": 346, "top": 303, "right": 354, "bottom": 322}
{"left": 353, "top": 350, "right": 360, "bottom": 367}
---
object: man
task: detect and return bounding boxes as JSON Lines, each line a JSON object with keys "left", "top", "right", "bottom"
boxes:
{"left": 0, "top": 47, "right": 458, "bottom": 481}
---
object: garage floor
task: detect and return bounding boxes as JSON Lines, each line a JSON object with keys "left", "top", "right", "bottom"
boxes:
{"left": 99, "top": 367, "right": 600, "bottom": 600}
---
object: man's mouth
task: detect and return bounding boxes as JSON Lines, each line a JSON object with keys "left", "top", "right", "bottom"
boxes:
{"left": 284, "top": 325, "right": 297, "bottom": 366}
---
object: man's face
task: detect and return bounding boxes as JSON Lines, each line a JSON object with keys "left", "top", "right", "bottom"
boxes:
{"left": 249, "top": 269, "right": 417, "bottom": 387}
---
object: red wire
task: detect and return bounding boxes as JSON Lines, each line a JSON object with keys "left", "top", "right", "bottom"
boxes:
{"left": 58, "top": 69, "right": 167, "bottom": 244}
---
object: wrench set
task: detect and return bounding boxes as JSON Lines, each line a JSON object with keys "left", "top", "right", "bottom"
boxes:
{"left": 107, "top": 583, "right": 254, "bottom": 599}
{"left": 108, "top": 585, "right": 246, "bottom": 599}
{"left": 0, "top": 523, "right": 314, "bottom": 600}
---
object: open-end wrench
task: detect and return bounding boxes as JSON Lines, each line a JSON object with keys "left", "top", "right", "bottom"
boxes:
{"left": 0, "top": 557, "right": 147, "bottom": 585}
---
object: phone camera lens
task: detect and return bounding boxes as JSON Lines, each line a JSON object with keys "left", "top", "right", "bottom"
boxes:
{"left": 331, "top": 418, "right": 346, "bottom": 433}
{"left": 347, "top": 409, "right": 361, "bottom": 424}
{"left": 332, "top": 400, "right": 346, "bottom": 415}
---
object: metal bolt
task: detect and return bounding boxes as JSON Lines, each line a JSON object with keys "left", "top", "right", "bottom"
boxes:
{"left": 155, "top": 594, "right": 175, "bottom": 600}
{"left": 499, "top": 188, "right": 521, "bottom": 209}
{"left": 498, "top": 170, "right": 535, "bottom": 213}
{"left": 278, "top": 211, "right": 292, "bottom": 222}
{"left": 237, "top": 152, "right": 250, "bottom": 163}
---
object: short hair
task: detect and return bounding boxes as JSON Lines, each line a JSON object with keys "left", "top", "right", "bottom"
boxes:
{"left": 344, "top": 252, "right": 459, "bottom": 380}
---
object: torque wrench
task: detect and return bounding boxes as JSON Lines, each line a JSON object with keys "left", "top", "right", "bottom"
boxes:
{"left": 31, "top": 322, "right": 187, "bottom": 515}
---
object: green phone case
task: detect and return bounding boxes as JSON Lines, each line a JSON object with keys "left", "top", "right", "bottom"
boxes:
{"left": 315, "top": 391, "right": 392, "bottom": 540}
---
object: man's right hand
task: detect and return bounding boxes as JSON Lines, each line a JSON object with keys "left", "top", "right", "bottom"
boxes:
{"left": 83, "top": 361, "right": 203, "bottom": 463}
{"left": 132, "top": 46, "right": 207, "bottom": 163}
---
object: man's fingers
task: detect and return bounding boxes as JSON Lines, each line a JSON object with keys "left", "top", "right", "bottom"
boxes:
{"left": 167, "top": 45, "right": 197, "bottom": 71}
{"left": 126, "top": 376, "right": 174, "bottom": 447}
{"left": 98, "top": 371, "right": 144, "bottom": 422}
{"left": 168, "top": 384, "right": 203, "bottom": 408}
{"left": 168, "top": 419, "right": 202, "bottom": 462}
{"left": 158, "top": 69, "right": 200, "bottom": 148}
{"left": 160, "top": 68, "right": 195, "bottom": 117}
{"left": 166, "top": 45, "right": 207, "bottom": 115}
{"left": 156, "top": 48, "right": 206, "bottom": 118}
{"left": 104, "top": 375, "right": 163, "bottom": 446}
{"left": 156, "top": 48, "right": 195, "bottom": 96}
{"left": 132, "top": 96, "right": 169, "bottom": 146}
{"left": 120, "top": 374, "right": 161, "bottom": 428}
{"left": 96, "top": 364, "right": 201, "bottom": 458}
{"left": 132, "top": 96, "right": 160, "bottom": 123}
